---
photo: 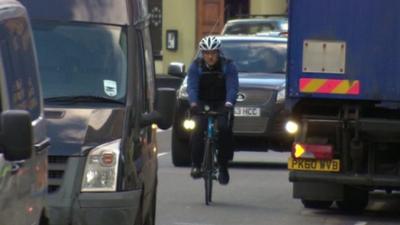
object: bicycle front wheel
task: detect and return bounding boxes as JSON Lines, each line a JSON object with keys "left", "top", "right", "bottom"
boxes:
{"left": 203, "top": 139, "right": 214, "bottom": 205}
{"left": 204, "top": 171, "right": 213, "bottom": 205}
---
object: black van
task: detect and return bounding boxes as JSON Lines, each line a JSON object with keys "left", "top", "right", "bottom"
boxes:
{"left": 19, "top": 0, "right": 174, "bottom": 224}
{"left": 0, "top": 0, "right": 49, "bottom": 224}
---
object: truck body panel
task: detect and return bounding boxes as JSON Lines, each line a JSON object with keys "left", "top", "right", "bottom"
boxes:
{"left": 288, "top": 0, "right": 400, "bottom": 102}
{"left": 287, "top": 0, "right": 400, "bottom": 211}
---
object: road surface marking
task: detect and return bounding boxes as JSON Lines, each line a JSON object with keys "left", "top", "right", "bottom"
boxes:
{"left": 157, "top": 128, "right": 171, "bottom": 133}
{"left": 175, "top": 223, "right": 215, "bottom": 225}
{"left": 354, "top": 222, "right": 367, "bottom": 225}
{"left": 157, "top": 152, "right": 169, "bottom": 157}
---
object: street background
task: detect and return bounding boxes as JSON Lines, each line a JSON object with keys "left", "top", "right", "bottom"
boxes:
{"left": 155, "top": 129, "right": 400, "bottom": 225}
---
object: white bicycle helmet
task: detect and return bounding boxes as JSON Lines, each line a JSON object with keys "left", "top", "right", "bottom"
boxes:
{"left": 199, "top": 36, "right": 221, "bottom": 51}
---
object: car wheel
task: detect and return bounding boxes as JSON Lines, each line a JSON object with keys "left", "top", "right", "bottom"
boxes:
{"left": 171, "top": 127, "right": 191, "bottom": 167}
{"left": 336, "top": 187, "right": 369, "bottom": 212}
{"left": 301, "top": 199, "right": 333, "bottom": 209}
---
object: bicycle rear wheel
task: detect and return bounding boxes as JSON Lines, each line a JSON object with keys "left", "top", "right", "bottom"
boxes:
{"left": 203, "top": 139, "right": 214, "bottom": 205}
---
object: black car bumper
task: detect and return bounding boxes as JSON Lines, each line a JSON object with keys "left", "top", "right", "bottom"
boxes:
{"left": 173, "top": 98, "right": 291, "bottom": 151}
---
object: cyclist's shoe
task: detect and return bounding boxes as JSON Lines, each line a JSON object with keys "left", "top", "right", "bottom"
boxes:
{"left": 190, "top": 166, "right": 202, "bottom": 179}
{"left": 218, "top": 167, "right": 230, "bottom": 185}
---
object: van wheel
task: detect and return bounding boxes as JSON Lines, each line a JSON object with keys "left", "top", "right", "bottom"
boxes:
{"left": 301, "top": 200, "right": 333, "bottom": 209}
{"left": 336, "top": 187, "right": 369, "bottom": 212}
{"left": 171, "top": 128, "right": 190, "bottom": 167}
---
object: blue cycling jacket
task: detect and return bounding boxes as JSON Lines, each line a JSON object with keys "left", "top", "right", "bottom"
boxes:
{"left": 187, "top": 57, "right": 239, "bottom": 105}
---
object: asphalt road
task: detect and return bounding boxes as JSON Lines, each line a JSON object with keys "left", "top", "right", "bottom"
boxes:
{"left": 155, "top": 129, "right": 400, "bottom": 225}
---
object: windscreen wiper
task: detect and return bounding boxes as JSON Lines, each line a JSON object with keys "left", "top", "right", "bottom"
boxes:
{"left": 44, "top": 95, "right": 124, "bottom": 104}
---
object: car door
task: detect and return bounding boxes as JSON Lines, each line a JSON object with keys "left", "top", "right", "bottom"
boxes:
{"left": 0, "top": 11, "right": 49, "bottom": 225}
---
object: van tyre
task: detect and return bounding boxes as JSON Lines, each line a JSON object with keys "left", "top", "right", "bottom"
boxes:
{"left": 336, "top": 187, "right": 369, "bottom": 212}
{"left": 171, "top": 128, "right": 190, "bottom": 167}
{"left": 301, "top": 200, "right": 333, "bottom": 209}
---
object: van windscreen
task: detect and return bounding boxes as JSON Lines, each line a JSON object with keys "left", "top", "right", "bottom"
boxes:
{"left": 33, "top": 22, "right": 127, "bottom": 102}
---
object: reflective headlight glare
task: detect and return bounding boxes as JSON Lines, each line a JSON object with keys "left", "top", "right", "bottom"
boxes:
{"left": 177, "top": 78, "right": 188, "bottom": 99}
{"left": 178, "top": 86, "right": 188, "bottom": 99}
{"left": 277, "top": 88, "right": 286, "bottom": 103}
{"left": 285, "top": 121, "right": 299, "bottom": 134}
{"left": 81, "top": 140, "right": 120, "bottom": 192}
{"left": 183, "top": 119, "right": 196, "bottom": 130}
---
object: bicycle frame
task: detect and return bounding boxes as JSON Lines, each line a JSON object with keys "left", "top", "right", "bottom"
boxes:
{"left": 202, "top": 112, "right": 219, "bottom": 205}
{"left": 207, "top": 116, "right": 216, "bottom": 139}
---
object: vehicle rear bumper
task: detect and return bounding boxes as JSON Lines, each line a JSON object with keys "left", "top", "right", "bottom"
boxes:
{"left": 289, "top": 171, "right": 400, "bottom": 188}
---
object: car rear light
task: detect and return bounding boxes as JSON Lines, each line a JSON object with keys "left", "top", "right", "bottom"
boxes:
{"left": 292, "top": 143, "right": 333, "bottom": 160}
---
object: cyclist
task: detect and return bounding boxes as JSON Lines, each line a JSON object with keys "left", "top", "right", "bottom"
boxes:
{"left": 187, "top": 36, "right": 239, "bottom": 185}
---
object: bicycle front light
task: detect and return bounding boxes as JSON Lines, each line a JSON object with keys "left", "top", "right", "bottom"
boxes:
{"left": 183, "top": 119, "right": 196, "bottom": 130}
{"left": 81, "top": 140, "right": 120, "bottom": 192}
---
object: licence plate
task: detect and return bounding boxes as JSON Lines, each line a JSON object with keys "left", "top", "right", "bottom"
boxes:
{"left": 234, "top": 107, "right": 260, "bottom": 117}
{"left": 288, "top": 157, "right": 340, "bottom": 172}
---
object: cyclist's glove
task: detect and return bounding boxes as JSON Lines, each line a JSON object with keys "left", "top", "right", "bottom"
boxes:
{"left": 224, "top": 102, "right": 234, "bottom": 114}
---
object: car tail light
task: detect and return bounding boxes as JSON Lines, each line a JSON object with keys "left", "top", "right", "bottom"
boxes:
{"left": 292, "top": 143, "right": 333, "bottom": 160}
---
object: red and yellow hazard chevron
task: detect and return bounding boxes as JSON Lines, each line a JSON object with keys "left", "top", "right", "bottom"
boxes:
{"left": 299, "top": 78, "right": 360, "bottom": 95}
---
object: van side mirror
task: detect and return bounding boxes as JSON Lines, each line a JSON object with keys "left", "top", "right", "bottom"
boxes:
{"left": 167, "top": 62, "right": 185, "bottom": 78}
{"left": 0, "top": 110, "right": 33, "bottom": 161}
{"left": 139, "top": 88, "right": 176, "bottom": 129}
{"left": 154, "top": 87, "right": 176, "bottom": 129}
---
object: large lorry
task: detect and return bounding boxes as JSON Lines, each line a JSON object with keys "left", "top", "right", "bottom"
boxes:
{"left": 19, "top": 0, "right": 175, "bottom": 224}
{"left": 286, "top": 0, "right": 400, "bottom": 211}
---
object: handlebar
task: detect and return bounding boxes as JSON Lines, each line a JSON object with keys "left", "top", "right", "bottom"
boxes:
{"left": 197, "top": 110, "right": 225, "bottom": 116}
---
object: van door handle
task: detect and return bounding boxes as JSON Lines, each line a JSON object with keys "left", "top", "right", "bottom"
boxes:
{"left": 34, "top": 138, "right": 50, "bottom": 152}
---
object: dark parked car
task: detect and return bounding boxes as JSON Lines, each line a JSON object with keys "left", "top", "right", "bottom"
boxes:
{"left": 221, "top": 16, "right": 288, "bottom": 35}
{"left": 169, "top": 36, "right": 291, "bottom": 166}
{"left": 0, "top": 0, "right": 49, "bottom": 224}
{"left": 19, "top": 0, "right": 174, "bottom": 224}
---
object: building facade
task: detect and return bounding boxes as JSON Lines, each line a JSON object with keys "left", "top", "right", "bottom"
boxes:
{"left": 150, "top": 0, "right": 287, "bottom": 74}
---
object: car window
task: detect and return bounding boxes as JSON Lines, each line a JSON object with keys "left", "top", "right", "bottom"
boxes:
{"left": 32, "top": 22, "right": 128, "bottom": 102}
{"left": 0, "top": 17, "right": 41, "bottom": 119}
{"left": 224, "top": 23, "right": 275, "bottom": 35}
{"left": 221, "top": 41, "right": 287, "bottom": 74}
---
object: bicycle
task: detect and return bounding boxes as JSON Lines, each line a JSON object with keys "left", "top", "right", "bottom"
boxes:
{"left": 197, "top": 106, "right": 232, "bottom": 205}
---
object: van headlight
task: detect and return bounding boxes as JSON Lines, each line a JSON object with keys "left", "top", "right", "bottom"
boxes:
{"left": 277, "top": 88, "right": 285, "bottom": 103}
{"left": 81, "top": 140, "right": 120, "bottom": 192}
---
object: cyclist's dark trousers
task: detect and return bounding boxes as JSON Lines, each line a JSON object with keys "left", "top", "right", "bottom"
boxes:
{"left": 191, "top": 110, "right": 233, "bottom": 168}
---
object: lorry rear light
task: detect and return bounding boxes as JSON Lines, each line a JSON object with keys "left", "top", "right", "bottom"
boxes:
{"left": 292, "top": 143, "right": 333, "bottom": 160}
